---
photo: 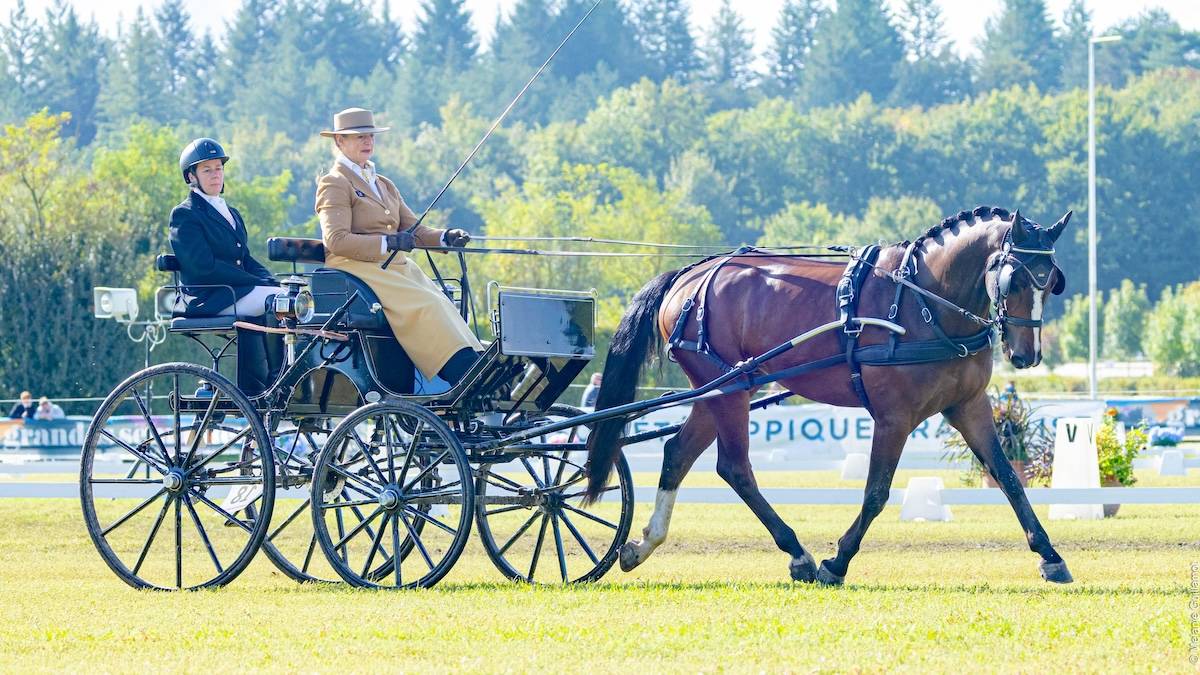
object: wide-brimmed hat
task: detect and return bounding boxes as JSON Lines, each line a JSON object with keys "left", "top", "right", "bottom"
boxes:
{"left": 320, "top": 108, "right": 390, "bottom": 137}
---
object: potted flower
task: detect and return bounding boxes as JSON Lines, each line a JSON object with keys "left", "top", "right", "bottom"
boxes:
{"left": 941, "top": 385, "right": 1053, "bottom": 487}
{"left": 1095, "top": 408, "right": 1148, "bottom": 517}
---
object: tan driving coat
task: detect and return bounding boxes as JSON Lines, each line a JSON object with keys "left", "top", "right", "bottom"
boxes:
{"left": 315, "top": 161, "right": 482, "bottom": 378}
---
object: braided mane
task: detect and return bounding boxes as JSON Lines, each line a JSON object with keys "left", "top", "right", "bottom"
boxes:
{"left": 901, "top": 205, "right": 1014, "bottom": 250}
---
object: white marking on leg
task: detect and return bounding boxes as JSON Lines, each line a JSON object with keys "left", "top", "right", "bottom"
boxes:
{"left": 631, "top": 489, "right": 677, "bottom": 564}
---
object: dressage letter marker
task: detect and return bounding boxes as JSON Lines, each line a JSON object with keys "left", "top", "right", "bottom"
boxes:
{"left": 1049, "top": 418, "right": 1103, "bottom": 520}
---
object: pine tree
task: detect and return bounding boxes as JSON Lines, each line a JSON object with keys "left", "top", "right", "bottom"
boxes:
{"left": 551, "top": 0, "right": 644, "bottom": 83}
{"left": 700, "top": 0, "right": 756, "bottom": 109}
{"left": 314, "top": 0, "right": 381, "bottom": 79}
{"left": 2, "top": 0, "right": 44, "bottom": 106}
{"left": 491, "top": 0, "right": 555, "bottom": 71}
{"left": 977, "top": 0, "right": 1061, "bottom": 93}
{"left": 39, "top": 1, "right": 107, "bottom": 144}
{"left": 765, "top": 0, "right": 825, "bottom": 97}
{"left": 631, "top": 0, "right": 700, "bottom": 82}
{"left": 411, "top": 0, "right": 479, "bottom": 70}
{"left": 802, "top": 0, "right": 903, "bottom": 108}
{"left": 98, "top": 8, "right": 171, "bottom": 129}
{"left": 379, "top": 0, "right": 407, "bottom": 69}
{"left": 216, "top": 0, "right": 282, "bottom": 98}
{"left": 890, "top": 0, "right": 970, "bottom": 107}
{"left": 1057, "top": 0, "right": 1091, "bottom": 91}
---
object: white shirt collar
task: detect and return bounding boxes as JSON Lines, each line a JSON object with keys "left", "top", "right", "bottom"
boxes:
{"left": 193, "top": 188, "right": 236, "bottom": 228}
{"left": 337, "top": 155, "right": 382, "bottom": 199}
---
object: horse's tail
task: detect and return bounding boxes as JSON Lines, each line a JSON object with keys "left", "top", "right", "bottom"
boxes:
{"left": 583, "top": 270, "right": 679, "bottom": 504}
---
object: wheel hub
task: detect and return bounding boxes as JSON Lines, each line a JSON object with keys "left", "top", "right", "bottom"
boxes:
{"left": 163, "top": 470, "right": 186, "bottom": 493}
{"left": 378, "top": 486, "right": 402, "bottom": 511}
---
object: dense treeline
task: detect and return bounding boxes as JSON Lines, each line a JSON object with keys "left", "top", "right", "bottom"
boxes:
{"left": 1, "top": 0, "right": 1199, "bottom": 396}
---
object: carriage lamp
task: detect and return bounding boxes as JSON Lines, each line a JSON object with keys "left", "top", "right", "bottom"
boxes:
{"left": 154, "top": 287, "right": 181, "bottom": 321}
{"left": 93, "top": 287, "right": 139, "bottom": 322}
{"left": 273, "top": 276, "right": 315, "bottom": 324}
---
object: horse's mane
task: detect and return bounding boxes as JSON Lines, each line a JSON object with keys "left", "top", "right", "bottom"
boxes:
{"left": 899, "top": 205, "right": 1014, "bottom": 250}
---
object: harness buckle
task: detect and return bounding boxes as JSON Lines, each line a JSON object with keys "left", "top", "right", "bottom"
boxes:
{"left": 680, "top": 297, "right": 694, "bottom": 312}
{"left": 844, "top": 320, "right": 863, "bottom": 338}
{"left": 888, "top": 304, "right": 898, "bottom": 320}
{"left": 921, "top": 307, "right": 933, "bottom": 324}
{"left": 957, "top": 343, "right": 970, "bottom": 358}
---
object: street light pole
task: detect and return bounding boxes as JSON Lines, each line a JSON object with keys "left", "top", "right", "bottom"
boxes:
{"left": 1088, "top": 34, "right": 1121, "bottom": 401}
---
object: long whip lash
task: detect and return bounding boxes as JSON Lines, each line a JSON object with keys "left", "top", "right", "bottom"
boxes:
{"left": 382, "top": 0, "right": 605, "bottom": 270}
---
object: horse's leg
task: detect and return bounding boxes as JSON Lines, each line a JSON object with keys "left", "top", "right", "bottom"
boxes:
{"left": 619, "top": 404, "right": 717, "bottom": 572}
{"left": 709, "top": 393, "right": 818, "bottom": 582}
{"left": 943, "top": 394, "right": 1072, "bottom": 583}
{"left": 817, "top": 420, "right": 908, "bottom": 585}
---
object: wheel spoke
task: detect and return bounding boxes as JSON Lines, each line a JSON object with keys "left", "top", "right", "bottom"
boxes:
{"left": 182, "top": 388, "right": 223, "bottom": 469}
{"left": 193, "top": 476, "right": 265, "bottom": 486}
{"left": 301, "top": 533, "right": 318, "bottom": 574}
{"left": 398, "top": 510, "right": 435, "bottom": 571}
{"left": 391, "top": 513, "right": 404, "bottom": 585}
{"left": 331, "top": 506, "right": 384, "bottom": 552}
{"left": 319, "top": 498, "right": 378, "bottom": 511}
{"left": 267, "top": 498, "right": 311, "bottom": 541}
{"left": 551, "top": 468, "right": 587, "bottom": 493}
{"left": 102, "top": 488, "right": 167, "bottom": 536}
{"left": 90, "top": 478, "right": 161, "bottom": 484}
{"left": 382, "top": 417, "right": 399, "bottom": 483}
{"left": 174, "top": 497, "right": 183, "bottom": 589}
{"left": 402, "top": 505, "right": 456, "bottom": 536}
{"left": 348, "top": 429, "right": 388, "bottom": 485}
{"left": 551, "top": 513, "right": 568, "bottom": 582}
{"left": 132, "top": 496, "right": 172, "bottom": 576}
{"left": 401, "top": 450, "right": 450, "bottom": 493}
{"left": 184, "top": 494, "right": 224, "bottom": 574}
{"left": 326, "top": 463, "right": 384, "bottom": 497}
{"left": 360, "top": 512, "right": 390, "bottom": 578}
{"left": 560, "top": 503, "right": 618, "bottom": 530}
{"left": 99, "top": 430, "right": 168, "bottom": 475}
{"left": 527, "top": 514, "right": 550, "bottom": 581}
{"left": 131, "top": 388, "right": 173, "bottom": 467}
{"left": 190, "top": 489, "right": 254, "bottom": 533}
{"left": 183, "top": 427, "right": 252, "bottom": 477}
{"left": 558, "top": 510, "right": 600, "bottom": 566}
{"left": 399, "top": 420, "right": 425, "bottom": 486}
{"left": 483, "top": 504, "right": 529, "bottom": 517}
{"left": 497, "top": 512, "right": 540, "bottom": 556}
{"left": 484, "top": 471, "right": 526, "bottom": 492}
{"left": 172, "top": 373, "right": 181, "bottom": 463}
{"left": 561, "top": 484, "right": 619, "bottom": 500}
{"left": 519, "top": 457, "right": 545, "bottom": 489}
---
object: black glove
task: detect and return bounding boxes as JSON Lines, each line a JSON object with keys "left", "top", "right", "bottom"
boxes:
{"left": 385, "top": 231, "right": 415, "bottom": 252}
{"left": 444, "top": 228, "right": 471, "bottom": 247}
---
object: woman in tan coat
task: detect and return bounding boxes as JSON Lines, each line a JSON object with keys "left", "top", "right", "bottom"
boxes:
{"left": 315, "top": 108, "right": 483, "bottom": 384}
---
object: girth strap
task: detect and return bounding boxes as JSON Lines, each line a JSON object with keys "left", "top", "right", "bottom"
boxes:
{"left": 667, "top": 246, "right": 756, "bottom": 372}
{"left": 837, "top": 245, "right": 881, "bottom": 412}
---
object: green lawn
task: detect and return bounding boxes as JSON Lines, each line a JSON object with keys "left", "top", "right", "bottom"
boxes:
{"left": 1, "top": 468, "right": 1197, "bottom": 673}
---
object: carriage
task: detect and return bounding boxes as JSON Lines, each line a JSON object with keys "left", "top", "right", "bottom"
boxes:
{"left": 80, "top": 238, "right": 637, "bottom": 590}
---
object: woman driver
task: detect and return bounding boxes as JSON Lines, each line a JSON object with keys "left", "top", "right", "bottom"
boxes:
{"left": 314, "top": 108, "right": 483, "bottom": 385}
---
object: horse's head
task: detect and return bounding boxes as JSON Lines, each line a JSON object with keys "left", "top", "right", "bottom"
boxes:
{"left": 986, "top": 210, "right": 1070, "bottom": 368}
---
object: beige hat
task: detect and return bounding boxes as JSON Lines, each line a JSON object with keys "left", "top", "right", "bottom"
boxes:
{"left": 320, "top": 108, "right": 390, "bottom": 137}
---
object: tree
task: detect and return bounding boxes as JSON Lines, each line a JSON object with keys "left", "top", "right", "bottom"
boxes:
{"left": 977, "top": 0, "right": 1061, "bottom": 93}
{"left": 1145, "top": 283, "right": 1200, "bottom": 377}
{"left": 699, "top": 0, "right": 756, "bottom": 111}
{"left": 802, "top": 0, "right": 903, "bottom": 108}
{"left": 216, "top": 0, "right": 282, "bottom": 99}
{"left": 890, "top": 0, "right": 970, "bottom": 108}
{"left": 1053, "top": 293, "right": 1091, "bottom": 362}
{"left": 490, "top": 0, "right": 555, "bottom": 72}
{"left": 551, "top": 0, "right": 645, "bottom": 84}
{"left": 1098, "top": 10, "right": 1200, "bottom": 87}
{"left": 765, "top": 0, "right": 825, "bottom": 98}
{"left": 38, "top": 1, "right": 107, "bottom": 144}
{"left": 1102, "top": 279, "right": 1149, "bottom": 359}
{"left": 411, "top": 0, "right": 478, "bottom": 70}
{"left": 2, "top": 0, "right": 44, "bottom": 109}
{"left": 1057, "top": 0, "right": 1091, "bottom": 91}
{"left": 98, "top": 8, "right": 171, "bottom": 129}
{"left": 632, "top": 0, "right": 700, "bottom": 83}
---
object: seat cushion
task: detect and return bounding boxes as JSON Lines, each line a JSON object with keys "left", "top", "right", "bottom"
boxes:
{"left": 169, "top": 316, "right": 237, "bottom": 332}
{"left": 268, "top": 237, "right": 326, "bottom": 265}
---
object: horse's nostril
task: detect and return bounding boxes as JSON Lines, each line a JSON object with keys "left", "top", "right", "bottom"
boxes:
{"left": 1011, "top": 355, "right": 1027, "bottom": 369}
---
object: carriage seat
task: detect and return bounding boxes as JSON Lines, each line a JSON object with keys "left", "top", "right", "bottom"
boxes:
{"left": 154, "top": 254, "right": 237, "bottom": 331}
{"left": 267, "top": 237, "right": 388, "bottom": 331}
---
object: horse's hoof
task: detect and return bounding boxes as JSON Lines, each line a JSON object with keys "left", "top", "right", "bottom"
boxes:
{"left": 618, "top": 542, "right": 641, "bottom": 572}
{"left": 816, "top": 562, "right": 845, "bottom": 586}
{"left": 789, "top": 552, "right": 817, "bottom": 583}
{"left": 1039, "top": 560, "right": 1073, "bottom": 584}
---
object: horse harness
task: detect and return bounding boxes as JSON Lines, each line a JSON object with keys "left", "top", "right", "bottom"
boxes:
{"left": 665, "top": 233, "right": 1059, "bottom": 414}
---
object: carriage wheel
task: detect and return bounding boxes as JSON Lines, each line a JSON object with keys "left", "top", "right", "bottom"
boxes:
{"left": 475, "top": 405, "right": 634, "bottom": 584}
{"left": 310, "top": 401, "right": 473, "bottom": 589}
{"left": 252, "top": 418, "right": 342, "bottom": 583}
{"left": 80, "top": 363, "right": 274, "bottom": 590}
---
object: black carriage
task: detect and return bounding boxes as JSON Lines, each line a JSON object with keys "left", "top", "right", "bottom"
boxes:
{"left": 80, "top": 238, "right": 634, "bottom": 590}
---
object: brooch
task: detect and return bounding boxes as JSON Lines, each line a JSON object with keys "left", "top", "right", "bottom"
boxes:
{"left": 354, "top": 189, "right": 366, "bottom": 198}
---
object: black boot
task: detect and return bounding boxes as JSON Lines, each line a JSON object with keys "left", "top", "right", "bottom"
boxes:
{"left": 437, "top": 348, "right": 481, "bottom": 386}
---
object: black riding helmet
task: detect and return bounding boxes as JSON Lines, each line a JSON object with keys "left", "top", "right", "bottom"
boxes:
{"left": 179, "top": 137, "right": 229, "bottom": 188}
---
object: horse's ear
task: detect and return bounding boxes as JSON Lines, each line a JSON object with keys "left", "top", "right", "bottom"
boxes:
{"left": 1048, "top": 210, "right": 1073, "bottom": 242}
{"left": 1011, "top": 209, "right": 1030, "bottom": 244}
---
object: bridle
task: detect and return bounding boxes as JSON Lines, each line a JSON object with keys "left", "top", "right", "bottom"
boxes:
{"left": 986, "top": 227, "right": 1065, "bottom": 333}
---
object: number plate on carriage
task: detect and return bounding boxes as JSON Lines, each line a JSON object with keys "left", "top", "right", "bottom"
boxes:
{"left": 497, "top": 291, "right": 595, "bottom": 359}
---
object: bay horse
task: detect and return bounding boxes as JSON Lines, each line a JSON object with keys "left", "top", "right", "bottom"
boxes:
{"left": 583, "top": 206, "right": 1074, "bottom": 585}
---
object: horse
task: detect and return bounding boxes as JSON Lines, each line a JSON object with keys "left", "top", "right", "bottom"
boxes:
{"left": 583, "top": 206, "right": 1074, "bottom": 585}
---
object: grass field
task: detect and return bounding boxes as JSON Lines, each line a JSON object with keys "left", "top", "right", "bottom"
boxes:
{"left": 1, "top": 467, "right": 1197, "bottom": 673}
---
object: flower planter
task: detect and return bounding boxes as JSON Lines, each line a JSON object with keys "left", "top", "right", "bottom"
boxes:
{"left": 984, "top": 460, "right": 1028, "bottom": 488}
{"left": 1102, "top": 477, "right": 1123, "bottom": 518}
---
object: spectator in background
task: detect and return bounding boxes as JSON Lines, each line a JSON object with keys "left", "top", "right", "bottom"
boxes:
{"left": 581, "top": 373, "right": 602, "bottom": 408}
{"left": 34, "top": 397, "right": 65, "bottom": 421}
{"left": 8, "top": 391, "right": 35, "bottom": 419}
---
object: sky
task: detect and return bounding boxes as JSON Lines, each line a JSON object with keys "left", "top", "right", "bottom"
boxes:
{"left": 4, "top": 0, "right": 1198, "bottom": 59}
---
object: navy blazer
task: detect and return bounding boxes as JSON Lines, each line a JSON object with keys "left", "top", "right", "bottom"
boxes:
{"left": 168, "top": 191, "right": 278, "bottom": 316}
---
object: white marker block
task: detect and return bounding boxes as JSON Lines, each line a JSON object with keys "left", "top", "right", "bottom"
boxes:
{"left": 1049, "top": 417, "right": 1103, "bottom": 520}
{"left": 1157, "top": 449, "right": 1186, "bottom": 476}
{"left": 900, "top": 476, "right": 952, "bottom": 522}
{"left": 840, "top": 452, "right": 870, "bottom": 480}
